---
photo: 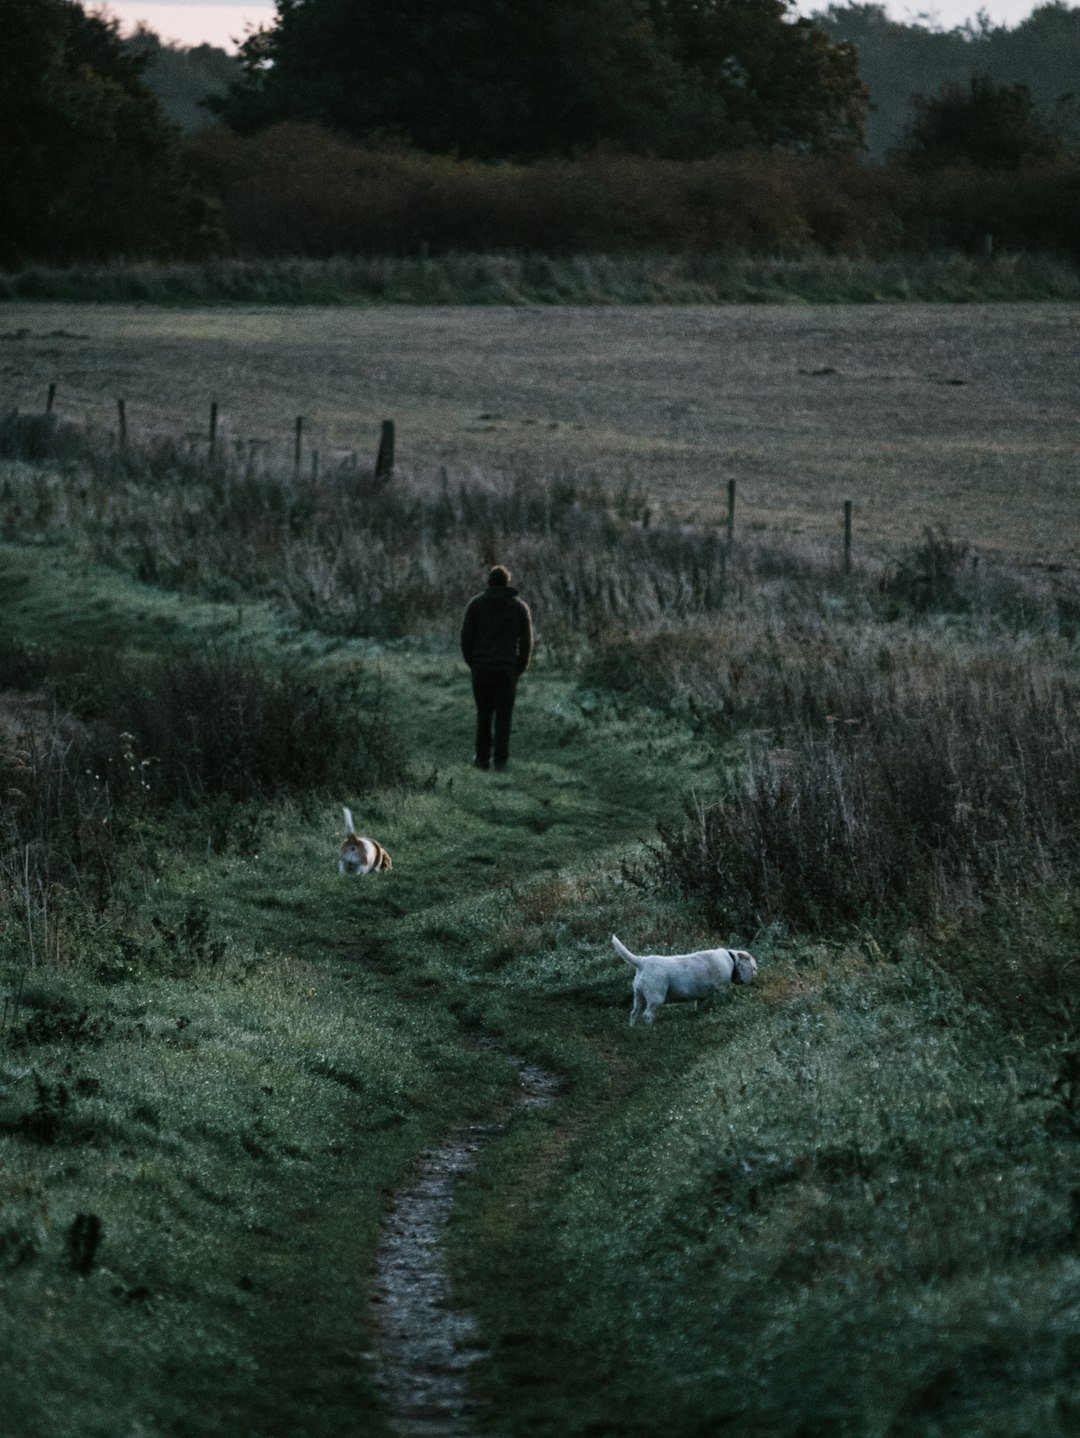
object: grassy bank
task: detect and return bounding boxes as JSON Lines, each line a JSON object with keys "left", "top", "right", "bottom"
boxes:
{"left": 0, "top": 544, "right": 718, "bottom": 1437}
{"left": 449, "top": 907, "right": 1080, "bottom": 1437}
{"left": 2, "top": 389, "right": 1079, "bottom": 1436}
{"left": 4, "top": 250, "right": 1080, "bottom": 307}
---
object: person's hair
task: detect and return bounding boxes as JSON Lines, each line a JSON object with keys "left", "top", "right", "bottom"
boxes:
{"left": 488, "top": 564, "right": 511, "bottom": 587}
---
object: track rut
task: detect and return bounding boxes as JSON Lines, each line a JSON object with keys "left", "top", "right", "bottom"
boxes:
{"left": 369, "top": 1054, "right": 560, "bottom": 1436}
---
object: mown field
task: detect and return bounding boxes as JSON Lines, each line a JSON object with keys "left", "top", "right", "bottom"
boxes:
{"left": 2, "top": 299, "right": 1079, "bottom": 1438}
{"left": 2, "top": 300, "right": 1078, "bottom": 558}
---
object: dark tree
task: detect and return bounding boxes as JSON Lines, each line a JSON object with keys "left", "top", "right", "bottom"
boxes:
{"left": 214, "top": 0, "right": 683, "bottom": 158}
{"left": 215, "top": 0, "right": 867, "bottom": 158}
{"left": 894, "top": 73, "right": 1067, "bottom": 170}
{"left": 816, "top": 2, "right": 1080, "bottom": 160}
{"left": 123, "top": 26, "right": 243, "bottom": 132}
{"left": 0, "top": 0, "right": 218, "bottom": 265}
{"left": 649, "top": 0, "right": 868, "bottom": 153}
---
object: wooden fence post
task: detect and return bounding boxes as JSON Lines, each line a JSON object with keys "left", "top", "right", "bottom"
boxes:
{"left": 726, "top": 478, "right": 736, "bottom": 547}
{"left": 46, "top": 383, "right": 56, "bottom": 413}
{"left": 375, "top": 419, "right": 395, "bottom": 480}
{"left": 117, "top": 399, "right": 127, "bottom": 449}
{"left": 209, "top": 401, "right": 218, "bottom": 460}
{"left": 294, "top": 416, "right": 304, "bottom": 476}
{"left": 843, "top": 500, "right": 853, "bottom": 576}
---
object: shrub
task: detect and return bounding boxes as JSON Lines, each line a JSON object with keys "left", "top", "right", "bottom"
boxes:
{"left": 656, "top": 661, "right": 1080, "bottom": 934}
{"left": 0, "top": 700, "right": 115, "bottom": 884}
{"left": 0, "top": 646, "right": 407, "bottom": 972}
{"left": 177, "top": 123, "right": 1080, "bottom": 261}
{"left": 0, "top": 428, "right": 736, "bottom": 643}
{"left": 894, "top": 76, "right": 1067, "bottom": 172}
{"left": 878, "top": 526, "right": 974, "bottom": 612}
{"left": 0, "top": 628, "right": 49, "bottom": 690}
{"left": 1, "top": 0, "right": 219, "bottom": 266}
{"left": 0, "top": 412, "right": 88, "bottom": 463}
{"left": 49, "top": 647, "right": 408, "bottom": 804}
{"left": 898, "top": 160, "right": 1080, "bottom": 258}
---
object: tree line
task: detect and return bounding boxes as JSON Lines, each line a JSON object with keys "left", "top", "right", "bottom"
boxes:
{"left": 211, "top": 0, "right": 867, "bottom": 160}
{"left": 817, "top": 1, "right": 1080, "bottom": 158}
{"left": 1, "top": 0, "right": 1078, "bottom": 267}
{"left": 0, "top": 0, "right": 217, "bottom": 265}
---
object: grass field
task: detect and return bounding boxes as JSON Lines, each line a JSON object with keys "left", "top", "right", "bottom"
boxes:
{"left": 2, "top": 299, "right": 1080, "bottom": 1437}
{"left": 2, "top": 300, "right": 1078, "bottom": 559}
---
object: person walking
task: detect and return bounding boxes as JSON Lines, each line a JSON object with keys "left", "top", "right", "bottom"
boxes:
{"left": 460, "top": 564, "right": 534, "bottom": 771}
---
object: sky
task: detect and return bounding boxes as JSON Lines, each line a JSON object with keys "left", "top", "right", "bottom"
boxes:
{"left": 95, "top": 0, "right": 1062, "bottom": 53}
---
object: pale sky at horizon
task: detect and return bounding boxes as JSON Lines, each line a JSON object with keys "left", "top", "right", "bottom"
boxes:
{"left": 94, "top": 0, "right": 1071, "bottom": 53}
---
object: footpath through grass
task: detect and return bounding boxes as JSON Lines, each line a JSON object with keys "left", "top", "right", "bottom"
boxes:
{"left": 2, "top": 544, "right": 1079, "bottom": 1437}
{"left": 0, "top": 545, "right": 708, "bottom": 1437}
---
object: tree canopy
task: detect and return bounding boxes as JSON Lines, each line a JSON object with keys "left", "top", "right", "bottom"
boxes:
{"left": 816, "top": 2, "right": 1080, "bottom": 159}
{"left": 894, "top": 74, "right": 1067, "bottom": 170}
{"left": 0, "top": 0, "right": 217, "bottom": 265}
{"left": 214, "top": 0, "right": 868, "bottom": 158}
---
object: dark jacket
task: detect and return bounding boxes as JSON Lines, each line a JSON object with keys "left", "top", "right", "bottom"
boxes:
{"left": 461, "top": 584, "right": 533, "bottom": 675}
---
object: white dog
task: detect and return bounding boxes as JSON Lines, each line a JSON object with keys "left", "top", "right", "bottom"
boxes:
{"left": 338, "top": 807, "right": 393, "bottom": 875}
{"left": 612, "top": 934, "right": 757, "bottom": 1025}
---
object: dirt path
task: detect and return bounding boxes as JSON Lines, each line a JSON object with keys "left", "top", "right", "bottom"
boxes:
{"left": 369, "top": 1055, "right": 560, "bottom": 1436}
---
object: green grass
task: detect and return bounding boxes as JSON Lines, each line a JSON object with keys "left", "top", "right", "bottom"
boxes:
{"left": 0, "top": 949, "right": 501, "bottom": 1438}
{"left": 0, "top": 542, "right": 717, "bottom": 1436}
{"left": 1, "top": 475, "right": 1079, "bottom": 1438}
{"left": 0, "top": 542, "right": 293, "bottom": 655}
{"left": 447, "top": 932, "right": 1080, "bottom": 1437}
{"left": 3, "top": 252, "right": 1080, "bottom": 307}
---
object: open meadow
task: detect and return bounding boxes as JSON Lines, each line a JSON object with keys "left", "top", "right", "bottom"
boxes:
{"left": 1, "top": 296, "right": 1079, "bottom": 1438}
{"left": 2, "top": 299, "right": 1078, "bottom": 559}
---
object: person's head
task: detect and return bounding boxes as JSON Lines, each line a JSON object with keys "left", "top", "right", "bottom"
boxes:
{"left": 488, "top": 564, "right": 512, "bottom": 588}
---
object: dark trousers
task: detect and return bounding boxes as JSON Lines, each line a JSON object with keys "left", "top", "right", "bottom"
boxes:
{"left": 471, "top": 668, "right": 518, "bottom": 766}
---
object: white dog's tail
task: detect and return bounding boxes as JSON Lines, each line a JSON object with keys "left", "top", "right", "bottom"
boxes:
{"left": 611, "top": 935, "right": 642, "bottom": 969}
{"left": 343, "top": 806, "right": 356, "bottom": 836}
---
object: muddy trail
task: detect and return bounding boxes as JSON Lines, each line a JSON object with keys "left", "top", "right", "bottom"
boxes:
{"left": 369, "top": 1054, "right": 560, "bottom": 1436}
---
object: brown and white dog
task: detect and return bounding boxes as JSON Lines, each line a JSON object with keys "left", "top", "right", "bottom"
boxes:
{"left": 339, "top": 807, "right": 393, "bottom": 875}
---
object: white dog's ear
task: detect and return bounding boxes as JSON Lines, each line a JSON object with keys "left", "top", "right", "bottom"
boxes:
{"left": 732, "top": 951, "right": 757, "bottom": 984}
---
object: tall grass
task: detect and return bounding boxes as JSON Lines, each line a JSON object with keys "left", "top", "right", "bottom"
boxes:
{"left": 48, "top": 647, "right": 408, "bottom": 804}
{"left": 2, "top": 249, "right": 1078, "bottom": 305}
{"left": 3, "top": 423, "right": 1075, "bottom": 659}
{"left": 0, "top": 635, "right": 406, "bottom": 981}
{"left": 3, "top": 404, "right": 1080, "bottom": 1438}
{"left": 7, "top": 413, "right": 1077, "bottom": 957}
{"left": 585, "top": 523, "right": 1080, "bottom": 717}
{"left": 0, "top": 430, "right": 731, "bottom": 643}
{"left": 657, "top": 657, "right": 1080, "bottom": 934}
